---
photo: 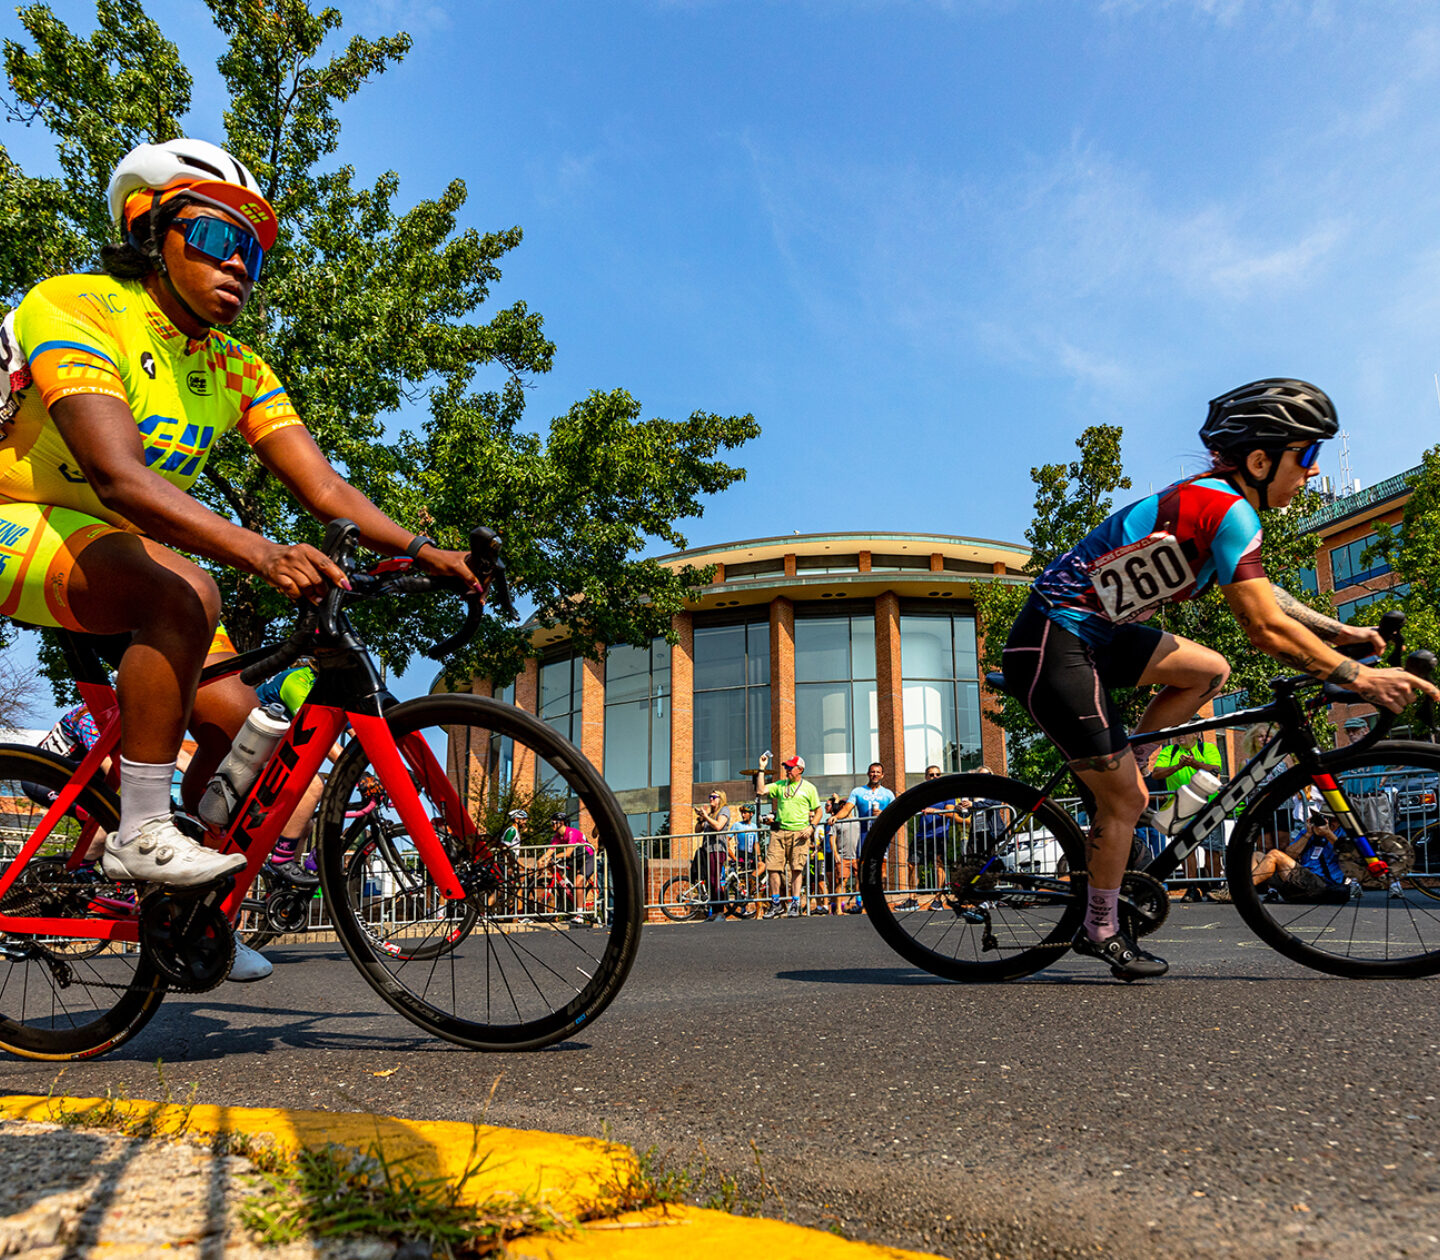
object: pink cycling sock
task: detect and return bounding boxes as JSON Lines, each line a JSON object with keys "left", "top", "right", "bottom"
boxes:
{"left": 1084, "top": 885, "right": 1120, "bottom": 940}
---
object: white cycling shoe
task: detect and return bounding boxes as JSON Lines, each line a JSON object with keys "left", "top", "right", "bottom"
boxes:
{"left": 101, "top": 818, "right": 247, "bottom": 888}
{"left": 228, "top": 939, "right": 273, "bottom": 983}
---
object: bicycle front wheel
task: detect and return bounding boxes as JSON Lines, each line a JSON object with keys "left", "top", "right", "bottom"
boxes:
{"left": 1227, "top": 742, "right": 1440, "bottom": 978}
{"left": 659, "top": 876, "right": 706, "bottom": 921}
{"left": 0, "top": 747, "right": 167, "bottom": 1060}
{"left": 859, "top": 772, "right": 1086, "bottom": 982}
{"left": 319, "top": 695, "right": 642, "bottom": 1050}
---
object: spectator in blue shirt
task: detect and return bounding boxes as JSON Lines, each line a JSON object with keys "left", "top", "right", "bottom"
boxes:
{"left": 731, "top": 803, "right": 762, "bottom": 871}
{"left": 834, "top": 762, "right": 896, "bottom": 909}
{"left": 913, "top": 764, "right": 958, "bottom": 910}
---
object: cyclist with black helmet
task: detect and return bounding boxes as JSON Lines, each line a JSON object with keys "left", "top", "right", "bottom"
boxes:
{"left": 1001, "top": 379, "right": 1440, "bottom": 979}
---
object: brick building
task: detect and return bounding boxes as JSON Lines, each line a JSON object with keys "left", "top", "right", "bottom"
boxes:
{"left": 469, "top": 531, "right": 1030, "bottom": 838}
{"left": 1300, "top": 464, "right": 1422, "bottom": 742}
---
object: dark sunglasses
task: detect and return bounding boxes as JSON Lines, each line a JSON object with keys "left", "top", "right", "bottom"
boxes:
{"left": 174, "top": 215, "right": 265, "bottom": 279}
{"left": 1279, "top": 441, "right": 1322, "bottom": 469}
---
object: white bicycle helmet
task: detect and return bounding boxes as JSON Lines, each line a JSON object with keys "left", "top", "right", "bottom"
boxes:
{"left": 108, "top": 138, "right": 278, "bottom": 251}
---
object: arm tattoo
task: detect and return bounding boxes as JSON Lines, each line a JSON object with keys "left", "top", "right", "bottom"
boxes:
{"left": 1273, "top": 584, "right": 1347, "bottom": 643}
{"left": 1274, "top": 649, "right": 1319, "bottom": 674}
{"left": 1325, "top": 659, "right": 1359, "bottom": 686}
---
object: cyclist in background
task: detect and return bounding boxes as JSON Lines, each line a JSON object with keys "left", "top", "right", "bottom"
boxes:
{"left": 1001, "top": 379, "right": 1439, "bottom": 979}
{"left": 542, "top": 813, "right": 596, "bottom": 926}
{"left": 2, "top": 139, "right": 480, "bottom": 979}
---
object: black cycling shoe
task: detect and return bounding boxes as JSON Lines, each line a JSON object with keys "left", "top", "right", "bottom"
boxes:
{"left": 1071, "top": 928, "right": 1168, "bottom": 981}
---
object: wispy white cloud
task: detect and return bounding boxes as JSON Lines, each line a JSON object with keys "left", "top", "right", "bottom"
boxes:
{"left": 354, "top": 0, "right": 451, "bottom": 37}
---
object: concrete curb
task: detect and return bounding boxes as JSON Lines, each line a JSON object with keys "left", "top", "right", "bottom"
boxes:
{"left": 0, "top": 1095, "right": 940, "bottom": 1259}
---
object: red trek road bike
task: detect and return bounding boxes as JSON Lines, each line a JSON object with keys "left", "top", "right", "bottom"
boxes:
{"left": 0, "top": 521, "right": 642, "bottom": 1059}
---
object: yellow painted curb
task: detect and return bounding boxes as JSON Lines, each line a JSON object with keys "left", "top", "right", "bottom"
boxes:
{"left": 0, "top": 1094, "right": 633, "bottom": 1215}
{"left": 0, "top": 1096, "right": 945, "bottom": 1260}
{"left": 518, "top": 1205, "right": 942, "bottom": 1260}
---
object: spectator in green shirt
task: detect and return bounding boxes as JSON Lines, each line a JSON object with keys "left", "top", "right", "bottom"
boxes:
{"left": 1152, "top": 732, "right": 1222, "bottom": 793}
{"left": 754, "top": 752, "right": 823, "bottom": 918}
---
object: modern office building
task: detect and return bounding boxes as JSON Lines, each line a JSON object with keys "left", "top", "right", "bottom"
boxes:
{"left": 472, "top": 532, "right": 1031, "bottom": 838}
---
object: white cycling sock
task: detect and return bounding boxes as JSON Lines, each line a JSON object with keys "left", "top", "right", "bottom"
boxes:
{"left": 1084, "top": 885, "right": 1120, "bottom": 940}
{"left": 116, "top": 757, "right": 176, "bottom": 847}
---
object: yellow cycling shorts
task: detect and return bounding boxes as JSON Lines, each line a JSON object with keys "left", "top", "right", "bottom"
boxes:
{"left": 0, "top": 498, "right": 235, "bottom": 656}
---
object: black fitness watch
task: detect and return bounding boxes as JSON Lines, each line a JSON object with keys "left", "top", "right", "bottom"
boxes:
{"left": 404, "top": 534, "right": 436, "bottom": 560}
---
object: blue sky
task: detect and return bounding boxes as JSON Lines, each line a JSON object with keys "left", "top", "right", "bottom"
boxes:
{"left": 7, "top": 0, "right": 1440, "bottom": 724}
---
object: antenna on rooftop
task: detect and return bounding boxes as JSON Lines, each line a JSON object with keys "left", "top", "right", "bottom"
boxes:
{"left": 1337, "top": 429, "right": 1355, "bottom": 497}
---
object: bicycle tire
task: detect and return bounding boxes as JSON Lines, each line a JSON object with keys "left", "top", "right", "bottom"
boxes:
{"left": 1226, "top": 742, "right": 1440, "bottom": 978}
{"left": 0, "top": 746, "right": 167, "bottom": 1060}
{"left": 343, "top": 815, "right": 481, "bottom": 961}
{"left": 859, "top": 771, "right": 1086, "bottom": 982}
{"left": 318, "top": 694, "right": 643, "bottom": 1050}
{"left": 659, "top": 876, "right": 706, "bottom": 921}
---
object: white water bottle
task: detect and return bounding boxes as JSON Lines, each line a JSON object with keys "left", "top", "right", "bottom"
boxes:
{"left": 198, "top": 703, "right": 292, "bottom": 826}
{"left": 1154, "top": 769, "right": 1223, "bottom": 835}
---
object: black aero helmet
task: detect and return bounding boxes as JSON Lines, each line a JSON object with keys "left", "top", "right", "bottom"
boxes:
{"left": 1200, "top": 378, "right": 1338, "bottom": 454}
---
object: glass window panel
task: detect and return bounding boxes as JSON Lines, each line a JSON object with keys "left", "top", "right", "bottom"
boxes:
{"left": 748, "top": 687, "right": 771, "bottom": 770}
{"left": 540, "top": 654, "right": 575, "bottom": 719}
{"left": 850, "top": 615, "right": 876, "bottom": 681}
{"left": 795, "top": 617, "right": 849, "bottom": 682}
{"left": 956, "top": 682, "right": 982, "bottom": 768}
{"left": 605, "top": 644, "right": 650, "bottom": 703}
{"left": 652, "top": 638, "right": 671, "bottom": 697}
{"left": 694, "top": 689, "right": 746, "bottom": 782}
{"left": 652, "top": 693, "right": 670, "bottom": 786}
{"left": 746, "top": 622, "right": 770, "bottom": 687}
{"left": 900, "top": 615, "right": 951, "bottom": 680}
{"left": 693, "top": 624, "right": 746, "bottom": 690}
{"left": 953, "top": 616, "right": 978, "bottom": 679}
{"left": 852, "top": 680, "right": 878, "bottom": 772}
{"left": 903, "top": 680, "right": 956, "bottom": 775}
{"left": 797, "top": 681, "right": 853, "bottom": 777}
{"left": 604, "top": 700, "right": 650, "bottom": 792}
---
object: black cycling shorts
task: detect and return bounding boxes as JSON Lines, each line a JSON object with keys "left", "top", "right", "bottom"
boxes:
{"left": 1001, "top": 595, "right": 1164, "bottom": 764}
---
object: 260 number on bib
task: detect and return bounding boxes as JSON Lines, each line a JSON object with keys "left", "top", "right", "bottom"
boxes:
{"left": 1088, "top": 535, "right": 1195, "bottom": 623}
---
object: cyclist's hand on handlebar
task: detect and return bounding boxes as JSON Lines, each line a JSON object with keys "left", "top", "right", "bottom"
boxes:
{"left": 1352, "top": 664, "right": 1440, "bottom": 713}
{"left": 258, "top": 541, "right": 349, "bottom": 603}
{"left": 1334, "top": 622, "right": 1386, "bottom": 657}
{"left": 414, "top": 544, "right": 485, "bottom": 594}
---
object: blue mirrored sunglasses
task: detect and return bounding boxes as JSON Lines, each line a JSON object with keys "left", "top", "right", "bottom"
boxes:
{"left": 174, "top": 215, "right": 264, "bottom": 279}
{"left": 1291, "top": 441, "right": 1322, "bottom": 469}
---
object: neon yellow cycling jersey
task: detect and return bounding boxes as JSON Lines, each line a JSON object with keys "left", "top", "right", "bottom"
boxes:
{"left": 2, "top": 273, "right": 303, "bottom": 526}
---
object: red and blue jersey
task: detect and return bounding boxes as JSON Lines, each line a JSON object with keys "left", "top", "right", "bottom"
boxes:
{"left": 1031, "top": 475, "right": 1265, "bottom": 645}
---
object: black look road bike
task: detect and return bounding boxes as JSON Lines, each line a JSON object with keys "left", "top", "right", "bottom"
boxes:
{"left": 858, "top": 612, "right": 1440, "bottom": 982}
{"left": 0, "top": 522, "right": 642, "bottom": 1059}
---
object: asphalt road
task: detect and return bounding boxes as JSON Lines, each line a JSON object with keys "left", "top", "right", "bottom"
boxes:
{"left": 2, "top": 906, "right": 1438, "bottom": 1259}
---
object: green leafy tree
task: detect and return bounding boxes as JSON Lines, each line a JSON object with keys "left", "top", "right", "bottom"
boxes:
{"left": 3, "top": 0, "right": 758, "bottom": 699}
{"left": 1355, "top": 446, "right": 1440, "bottom": 649}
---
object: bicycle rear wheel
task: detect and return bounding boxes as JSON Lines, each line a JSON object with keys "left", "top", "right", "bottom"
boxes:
{"left": 0, "top": 747, "right": 167, "bottom": 1059}
{"left": 858, "top": 771, "right": 1086, "bottom": 981}
{"left": 319, "top": 695, "right": 642, "bottom": 1050}
{"left": 1226, "top": 742, "right": 1440, "bottom": 978}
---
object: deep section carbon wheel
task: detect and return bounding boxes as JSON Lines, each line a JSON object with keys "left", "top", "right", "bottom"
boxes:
{"left": 1226, "top": 742, "right": 1440, "bottom": 978}
{"left": 0, "top": 746, "right": 167, "bottom": 1059}
{"left": 318, "top": 695, "right": 642, "bottom": 1050}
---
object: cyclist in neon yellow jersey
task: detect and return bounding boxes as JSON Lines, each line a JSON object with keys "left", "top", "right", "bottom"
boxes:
{"left": 2, "top": 140, "right": 481, "bottom": 973}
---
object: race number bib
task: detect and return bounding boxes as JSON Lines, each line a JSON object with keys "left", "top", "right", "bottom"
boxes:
{"left": 1088, "top": 533, "right": 1195, "bottom": 623}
